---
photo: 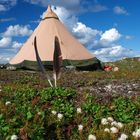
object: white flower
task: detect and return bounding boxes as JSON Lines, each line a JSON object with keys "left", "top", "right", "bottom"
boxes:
{"left": 11, "top": 135, "right": 18, "bottom": 140}
{"left": 136, "top": 128, "right": 140, "bottom": 137}
{"left": 136, "top": 129, "right": 140, "bottom": 138}
{"left": 57, "top": 113, "right": 63, "bottom": 120}
{"left": 5, "top": 101, "right": 11, "bottom": 106}
{"left": 107, "top": 117, "right": 114, "bottom": 122}
{"left": 77, "top": 108, "right": 82, "bottom": 114}
{"left": 101, "top": 118, "right": 108, "bottom": 125}
{"left": 118, "top": 133, "right": 128, "bottom": 140}
{"left": 37, "top": 112, "right": 41, "bottom": 115}
{"left": 88, "top": 134, "right": 96, "bottom": 140}
{"left": 117, "top": 122, "right": 123, "bottom": 128}
{"left": 135, "top": 132, "right": 140, "bottom": 138}
{"left": 133, "top": 128, "right": 140, "bottom": 138}
{"left": 110, "top": 127, "right": 118, "bottom": 134}
{"left": 113, "top": 67, "right": 119, "bottom": 72}
{"left": 51, "top": 110, "right": 57, "bottom": 115}
{"left": 104, "top": 128, "right": 110, "bottom": 133}
{"left": 132, "top": 132, "right": 136, "bottom": 136}
{"left": 118, "top": 138, "right": 125, "bottom": 140}
{"left": 0, "top": 89, "right": 2, "bottom": 92}
{"left": 111, "top": 121, "right": 118, "bottom": 126}
{"left": 78, "top": 124, "right": 83, "bottom": 131}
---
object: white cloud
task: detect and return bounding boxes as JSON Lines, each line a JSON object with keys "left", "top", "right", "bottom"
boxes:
{"left": 42, "top": 6, "right": 136, "bottom": 62}
{"left": 30, "top": 20, "right": 40, "bottom": 23}
{"left": 3, "top": 25, "right": 33, "bottom": 37}
{"left": 125, "top": 35, "right": 133, "bottom": 40}
{"left": 0, "top": 1, "right": 32, "bottom": 62}
{"left": 52, "top": 6, "right": 101, "bottom": 47}
{"left": 0, "top": 37, "right": 11, "bottom": 48}
{"left": 0, "top": 24, "right": 32, "bottom": 50}
{"left": 0, "top": 25, "right": 32, "bottom": 63}
{"left": 94, "top": 45, "right": 135, "bottom": 62}
{"left": 0, "top": 0, "right": 17, "bottom": 11}
{"left": 0, "top": 0, "right": 17, "bottom": 6}
{"left": 113, "top": 6, "right": 129, "bottom": 15}
{"left": 0, "top": 18, "right": 15, "bottom": 22}
{"left": 90, "top": 4, "right": 108, "bottom": 12}
{"left": 0, "top": 4, "right": 135, "bottom": 63}
{"left": 10, "top": 0, "right": 17, "bottom": 6}
{"left": 100, "top": 28, "right": 121, "bottom": 42}
{"left": 0, "top": 4, "right": 6, "bottom": 11}
{"left": 0, "top": 56, "right": 10, "bottom": 63}
{"left": 12, "top": 41, "right": 23, "bottom": 49}
{"left": 25, "top": 0, "right": 108, "bottom": 14}
{"left": 25, "top": 0, "right": 81, "bottom": 10}
{"left": 0, "top": 24, "right": 32, "bottom": 64}
{"left": 0, "top": 54, "right": 12, "bottom": 64}
{"left": 52, "top": 6, "right": 78, "bottom": 30}
{"left": 73, "top": 22, "right": 101, "bottom": 46}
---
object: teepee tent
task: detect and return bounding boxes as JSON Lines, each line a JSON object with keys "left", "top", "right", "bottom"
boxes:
{"left": 9, "top": 5, "right": 102, "bottom": 70}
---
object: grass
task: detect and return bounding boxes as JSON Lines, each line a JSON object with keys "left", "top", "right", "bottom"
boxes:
{"left": 0, "top": 58, "right": 140, "bottom": 139}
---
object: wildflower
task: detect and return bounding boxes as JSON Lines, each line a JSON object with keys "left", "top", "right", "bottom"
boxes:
{"left": 113, "top": 67, "right": 119, "bottom": 72}
{"left": 118, "top": 138, "right": 125, "bottom": 140}
{"left": 57, "top": 113, "right": 63, "bottom": 120}
{"left": 107, "top": 117, "right": 114, "bottom": 122}
{"left": 5, "top": 101, "right": 11, "bottom": 106}
{"left": 78, "top": 124, "right": 83, "bottom": 131}
{"left": 110, "top": 127, "right": 118, "bottom": 134}
{"left": 0, "top": 89, "right": 1, "bottom": 92}
{"left": 110, "top": 105, "right": 115, "bottom": 109}
{"left": 101, "top": 118, "right": 108, "bottom": 125}
{"left": 118, "top": 133, "right": 128, "bottom": 140}
{"left": 132, "top": 132, "right": 136, "bottom": 136}
{"left": 37, "top": 112, "right": 41, "bottom": 115}
{"left": 104, "top": 128, "right": 110, "bottom": 133}
{"left": 88, "top": 134, "right": 96, "bottom": 140}
{"left": 136, "top": 129, "right": 140, "bottom": 137}
{"left": 11, "top": 135, "right": 18, "bottom": 140}
{"left": 77, "top": 108, "right": 82, "bottom": 114}
{"left": 51, "top": 110, "right": 57, "bottom": 115}
{"left": 132, "top": 128, "right": 140, "bottom": 138}
{"left": 117, "top": 122, "right": 123, "bottom": 128}
{"left": 111, "top": 121, "right": 118, "bottom": 126}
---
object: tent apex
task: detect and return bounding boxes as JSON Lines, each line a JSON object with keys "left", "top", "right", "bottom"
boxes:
{"left": 42, "top": 5, "right": 59, "bottom": 20}
{"left": 47, "top": 5, "right": 52, "bottom": 12}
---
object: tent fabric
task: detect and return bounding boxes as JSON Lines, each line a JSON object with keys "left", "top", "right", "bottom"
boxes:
{"left": 9, "top": 5, "right": 101, "bottom": 70}
{"left": 42, "top": 5, "right": 59, "bottom": 20}
{"left": 10, "top": 57, "right": 100, "bottom": 70}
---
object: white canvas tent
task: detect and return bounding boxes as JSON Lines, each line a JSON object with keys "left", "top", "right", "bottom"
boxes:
{"left": 9, "top": 5, "right": 102, "bottom": 70}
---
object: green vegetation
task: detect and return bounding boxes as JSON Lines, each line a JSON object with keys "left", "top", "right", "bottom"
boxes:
{"left": 0, "top": 58, "right": 140, "bottom": 139}
{"left": 0, "top": 87, "right": 140, "bottom": 139}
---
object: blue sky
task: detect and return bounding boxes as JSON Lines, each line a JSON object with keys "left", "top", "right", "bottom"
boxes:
{"left": 0, "top": 0, "right": 140, "bottom": 63}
